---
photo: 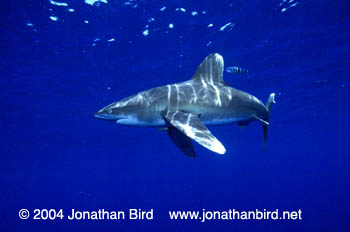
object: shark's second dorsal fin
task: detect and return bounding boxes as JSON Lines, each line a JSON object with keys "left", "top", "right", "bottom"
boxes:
{"left": 192, "top": 53, "right": 224, "bottom": 84}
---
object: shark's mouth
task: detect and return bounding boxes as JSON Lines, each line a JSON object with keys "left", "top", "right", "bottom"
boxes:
{"left": 94, "top": 113, "right": 123, "bottom": 121}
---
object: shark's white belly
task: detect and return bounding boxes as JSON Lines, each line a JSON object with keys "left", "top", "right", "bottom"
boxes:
{"left": 116, "top": 113, "right": 245, "bottom": 127}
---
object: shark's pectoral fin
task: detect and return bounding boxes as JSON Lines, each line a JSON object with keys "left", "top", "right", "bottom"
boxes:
{"left": 166, "top": 127, "right": 196, "bottom": 158}
{"left": 162, "top": 111, "right": 226, "bottom": 155}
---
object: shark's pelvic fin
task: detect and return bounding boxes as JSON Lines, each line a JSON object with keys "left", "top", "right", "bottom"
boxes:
{"left": 166, "top": 127, "right": 196, "bottom": 158}
{"left": 162, "top": 111, "right": 226, "bottom": 155}
{"left": 192, "top": 53, "right": 224, "bottom": 84}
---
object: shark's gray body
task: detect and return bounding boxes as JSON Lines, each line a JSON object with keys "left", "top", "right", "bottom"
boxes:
{"left": 95, "top": 53, "right": 275, "bottom": 157}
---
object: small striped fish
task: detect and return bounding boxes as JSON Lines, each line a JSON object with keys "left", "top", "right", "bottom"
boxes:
{"left": 226, "top": 66, "right": 248, "bottom": 74}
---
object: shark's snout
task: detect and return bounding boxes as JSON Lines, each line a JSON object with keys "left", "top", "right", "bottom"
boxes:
{"left": 94, "top": 111, "right": 107, "bottom": 119}
{"left": 94, "top": 106, "right": 116, "bottom": 120}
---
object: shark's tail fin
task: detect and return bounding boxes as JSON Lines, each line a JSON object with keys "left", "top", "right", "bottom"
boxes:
{"left": 266, "top": 93, "right": 276, "bottom": 112}
{"left": 263, "top": 93, "right": 276, "bottom": 147}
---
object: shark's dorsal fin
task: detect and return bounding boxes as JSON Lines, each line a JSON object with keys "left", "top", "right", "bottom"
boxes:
{"left": 192, "top": 53, "right": 224, "bottom": 84}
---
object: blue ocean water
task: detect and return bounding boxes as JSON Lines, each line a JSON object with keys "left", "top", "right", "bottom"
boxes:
{"left": 1, "top": 0, "right": 349, "bottom": 231}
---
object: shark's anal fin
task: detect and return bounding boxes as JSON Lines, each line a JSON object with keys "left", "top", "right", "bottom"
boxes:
{"left": 166, "top": 127, "right": 196, "bottom": 158}
{"left": 162, "top": 111, "right": 226, "bottom": 155}
{"left": 237, "top": 121, "right": 249, "bottom": 130}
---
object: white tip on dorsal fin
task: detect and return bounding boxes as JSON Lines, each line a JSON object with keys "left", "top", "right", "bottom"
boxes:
{"left": 192, "top": 53, "right": 224, "bottom": 84}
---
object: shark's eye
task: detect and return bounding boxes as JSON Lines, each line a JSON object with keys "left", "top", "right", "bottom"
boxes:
{"left": 108, "top": 109, "right": 112, "bottom": 113}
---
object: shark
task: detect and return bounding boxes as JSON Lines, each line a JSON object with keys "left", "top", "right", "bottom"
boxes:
{"left": 94, "top": 53, "right": 276, "bottom": 157}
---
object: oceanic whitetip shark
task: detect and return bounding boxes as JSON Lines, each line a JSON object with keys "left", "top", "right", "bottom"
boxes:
{"left": 94, "top": 53, "right": 275, "bottom": 157}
